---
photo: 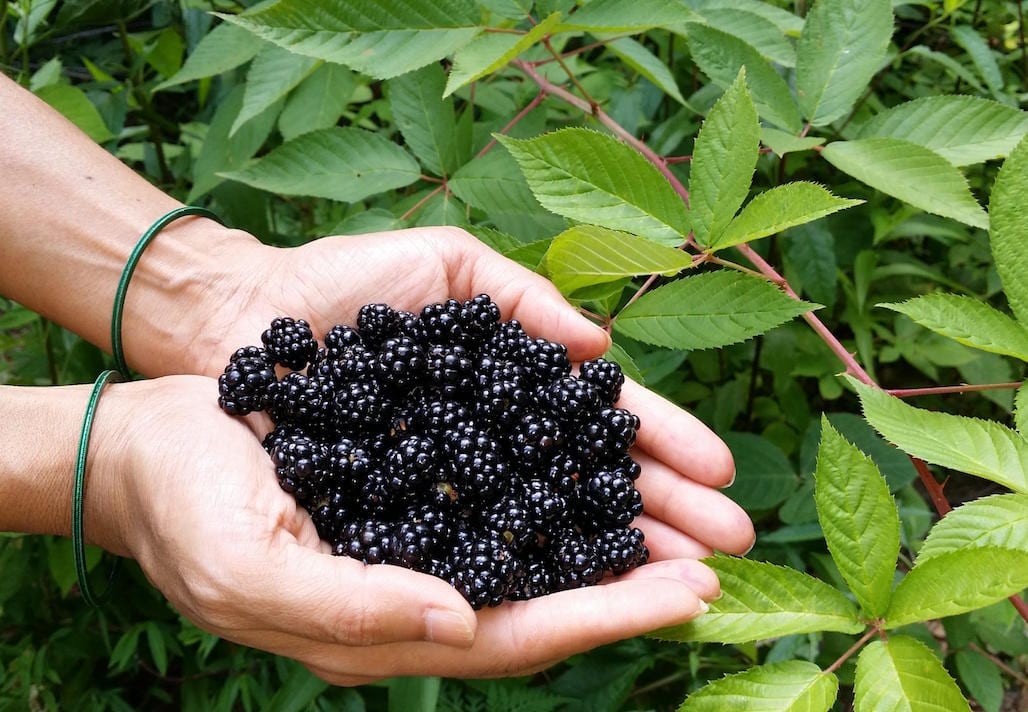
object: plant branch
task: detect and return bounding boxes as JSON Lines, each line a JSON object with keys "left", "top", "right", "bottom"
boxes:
{"left": 887, "top": 381, "right": 1024, "bottom": 398}
{"left": 476, "top": 90, "right": 547, "bottom": 159}
{"left": 543, "top": 37, "right": 598, "bottom": 108}
{"left": 399, "top": 185, "right": 445, "bottom": 221}
{"left": 969, "top": 641, "right": 1028, "bottom": 685}
{"left": 824, "top": 626, "right": 880, "bottom": 676}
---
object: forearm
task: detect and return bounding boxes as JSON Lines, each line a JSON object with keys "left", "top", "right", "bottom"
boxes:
{"left": 0, "top": 75, "right": 266, "bottom": 377}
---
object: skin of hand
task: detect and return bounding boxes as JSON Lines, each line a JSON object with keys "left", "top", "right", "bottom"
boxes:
{"left": 85, "top": 376, "right": 726, "bottom": 685}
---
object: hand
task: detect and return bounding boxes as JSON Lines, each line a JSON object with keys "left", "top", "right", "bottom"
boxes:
{"left": 90, "top": 376, "right": 719, "bottom": 683}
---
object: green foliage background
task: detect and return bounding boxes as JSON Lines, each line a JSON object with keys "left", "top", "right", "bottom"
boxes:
{"left": 2, "top": 0, "right": 1027, "bottom": 710}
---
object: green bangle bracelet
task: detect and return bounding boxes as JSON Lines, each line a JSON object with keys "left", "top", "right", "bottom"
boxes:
{"left": 111, "top": 206, "right": 223, "bottom": 376}
{"left": 73, "top": 369, "right": 124, "bottom": 606}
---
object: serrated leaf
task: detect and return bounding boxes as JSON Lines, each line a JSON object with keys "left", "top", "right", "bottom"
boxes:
{"left": 680, "top": 661, "right": 838, "bottom": 712}
{"left": 691, "top": 8, "right": 796, "bottom": 67}
{"left": 854, "top": 636, "right": 970, "bottom": 712}
{"left": 220, "top": 0, "right": 480, "bottom": 79}
{"left": 1016, "top": 384, "right": 1028, "bottom": 435}
{"left": 822, "top": 139, "right": 988, "bottom": 229}
{"left": 814, "top": 417, "right": 900, "bottom": 618}
{"left": 614, "top": 271, "right": 818, "bottom": 351}
{"left": 950, "top": 25, "right": 1009, "bottom": 104}
{"left": 722, "top": 433, "right": 797, "bottom": 510}
{"left": 917, "top": 493, "right": 1028, "bottom": 563}
{"left": 605, "top": 342, "right": 644, "bottom": 386}
{"left": 445, "top": 13, "right": 561, "bottom": 96}
{"left": 232, "top": 45, "right": 320, "bottom": 135}
{"left": 796, "top": 0, "right": 893, "bottom": 126}
{"left": 879, "top": 294, "right": 1028, "bottom": 362}
{"left": 220, "top": 127, "right": 419, "bottom": 202}
{"left": 693, "top": 0, "right": 804, "bottom": 35}
{"left": 390, "top": 64, "right": 461, "bottom": 176}
{"left": 760, "top": 127, "right": 826, "bottom": 157}
{"left": 859, "top": 96, "right": 1028, "bottom": 167}
{"left": 497, "top": 129, "right": 690, "bottom": 244}
{"left": 545, "top": 225, "right": 694, "bottom": 295}
{"left": 782, "top": 224, "right": 837, "bottom": 308}
{"left": 954, "top": 650, "right": 1004, "bottom": 712}
{"left": 653, "top": 555, "right": 864, "bottom": 643}
{"left": 714, "top": 183, "right": 861, "bottom": 250}
{"left": 990, "top": 134, "right": 1028, "bottom": 325}
{"left": 557, "top": 0, "right": 695, "bottom": 31}
{"left": 685, "top": 24, "right": 802, "bottom": 132}
{"left": 690, "top": 70, "right": 759, "bottom": 248}
{"left": 278, "top": 62, "right": 355, "bottom": 141}
{"left": 607, "top": 37, "right": 686, "bottom": 105}
{"left": 851, "top": 378, "right": 1028, "bottom": 493}
{"left": 34, "top": 84, "right": 113, "bottom": 143}
{"left": 885, "top": 548, "right": 1028, "bottom": 627}
{"left": 155, "top": 23, "right": 265, "bottom": 90}
{"left": 907, "top": 44, "right": 986, "bottom": 93}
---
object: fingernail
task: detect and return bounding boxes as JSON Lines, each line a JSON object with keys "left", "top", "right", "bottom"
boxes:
{"left": 743, "top": 537, "right": 757, "bottom": 556}
{"left": 697, "top": 599, "right": 710, "bottom": 615}
{"left": 424, "top": 608, "right": 475, "bottom": 648}
{"left": 722, "top": 467, "right": 736, "bottom": 489}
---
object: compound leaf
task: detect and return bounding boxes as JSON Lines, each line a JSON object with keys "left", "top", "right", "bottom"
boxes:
{"left": 796, "top": 0, "right": 893, "bottom": 126}
{"left": 220, "top": 126, "right": 419, "bottom": 202}
{"left": 445, "top": 12, "right": 561, "bottom": 95}
{"left": 859, "top": 96, "right": 1028, "bottom": 166}
{"left": 389, "top": 63, "right": 462, "bottom": 177}
{"left": 714, "top": 182, "right": 861, "bottom": 250}
{"left": 653, "top": 555, "right": 863, "bottom": 644}
{"left": 607, "top": 37, "right": 686, "bottom": 105}
{"left": 232, "top": 45, "right": 320, "bottom": 135}
{"left": 690, "top": 70, "right": 759, "bottom": 248}
{"left": 990, "top": 134, "right": 1028, "bottom": 325}
{"left": 545, "top": 225, "right": 694, "bottom": 296}
{"left": 822, "top": 139, "right": 988, "bottom": 229}
{"left": 497, "top": 129, "right": 690, "bottom": 244}
{"left": 155, "top": 22, "right": 265, "bottom": 90}
{"left": 854, "top": 636, "right": 970, "bottom": 712}
{"left": 852, "top": 378, "right": 1028, "bottom": 493}
{"left": 885, "top": 548, "right": 1028, "bottom": 627}
{"left": 814, "top": 418, "right": 900, "bottom": 618}
{"left": 279, "top": 62, "right": 356, "bottom": 141}
{"left": 879, "top": 294, "right": 1028, "bottom": 362}
{"left": 917, "top": 493, "right": 1028, "bottom": 563}
{"left": 680, "top": 661, "right": 838, "bottom": 712}
{"left": 614, "top": 271, "right": 817, "bottom": 351}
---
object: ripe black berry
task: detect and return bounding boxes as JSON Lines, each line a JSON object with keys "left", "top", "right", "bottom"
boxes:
{"left": 580, "top": 358, "right": 625, "bottom": 405}
{"left": 262, "top": 317, "right": 317, "bottom": 370}
{"left": 218, "top": 346, "right": 276, "bottom": 415}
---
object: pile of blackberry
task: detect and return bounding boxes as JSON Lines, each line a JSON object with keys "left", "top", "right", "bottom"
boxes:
{"left": 217, "top": 295, "right": 647, "bottom": 608}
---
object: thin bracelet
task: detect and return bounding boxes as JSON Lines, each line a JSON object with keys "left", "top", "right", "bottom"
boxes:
{"left": 73, "top": 368, "right": 124, "bottom": 606}
{"left": 111, "top": 206, "right": 223, "bottom": 375}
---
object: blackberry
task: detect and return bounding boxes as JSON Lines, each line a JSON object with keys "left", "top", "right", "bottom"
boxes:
{"left": 262, "top": 423, "right": 303, "bottom": 455}
{"left": 412, "top": 399, "right": 475, "bottom": 436}
{"left": 333, "top": 381, "right": 392, "bottom": 434}
{"left": 272, "top": 433, "right": 329, "bottom": 504}
{"left": 310, "top": 489, "right": 353, "bottom": 541}
{"left": 538, "top": 376, "right": 600, "bottom": 422}
{"left": 480, "top": 497, "right": 534, "bottom": 548}
{"left": 392, "top": 519, "right": 441, "bottom": 569}
{"left": 376, "top": 336, "right": 425, "bottom": 391}
{"left": 323, "top": 324, "right": 363, "bottom": 359}
{"left": 357, "top": 303, "right": 399, "bottom": 345}
{"left": 580, "top": 358, "right": 625, "bottom": 405}
{"left": 459, "top": 294, "right": 501, "bottom": 342}
{"left": 519, "top": 338, "right": 571, "bottom": 382}
{"left": 594, "top": 527, "right": 648, "bottom": 575}
{"left": 581, "top": 470, "right": 643, "bottom": 526}
{"left": 446, "top": 426, "right": 510, "bottom": 501}
{"left": 472, "top": 355, "right": 530, "bottom": 426}
{"left": 522, "top": 479, "right": 567, "bottom": 530}
{"left": 551, "top": 529, "right": 604, "bottom": 590}
{"left": 420, "top": 299, "right": 465, "bottom": 344}
{"left": 218, "top": 346, "right": 276, "bottom": 415}
{"left": 509, "top": 557, "right": 556, "bottom": 601}
{"left": 487, "top": 319, "right": 528, "bottom": 357}
{"left": 337, "top": 520, "right": 396, "bottom": 565}
{"left": 266, "top": 372, "right": 334, "bottom": 430}
{"left": 451, "top": 535, "right": 515, "bottom": 609}
{"left": 511, "top": 413, "right": 565, "bottom": 464}
{"left": 574, "top": 408, "right": 638, "bottom": 459}
{"left": 546, "top": 454, "right": 582, "bottom": 495}
{"left": 385, "top": 435, "right": 439, "bottom": 491}
{"left": 262, "top": 317, "right": 317, "bottom": 370}
{"left": 426, "top": 344, "right": 475, "bottom": 397}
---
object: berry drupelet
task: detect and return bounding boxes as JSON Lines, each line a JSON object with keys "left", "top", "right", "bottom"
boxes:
{"left": 216, "top": 293, "right": 646, "bottom": 608}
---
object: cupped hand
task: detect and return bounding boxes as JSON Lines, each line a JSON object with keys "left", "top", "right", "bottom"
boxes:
{"left": 88, "top": 375, "right": 719, "bottom": 684}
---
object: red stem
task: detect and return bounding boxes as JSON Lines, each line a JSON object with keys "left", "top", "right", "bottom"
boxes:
{"left": 399, "top": 185, "right": 445, "bottom": 221}
{"left": 887, "top": 381, "right": 1024, "bottom": 397}
{"left": 824, "top": 626, "right": 880, "bottom": 676}
{"left": 476, "top": 91, "right": 547, "bottom": 159}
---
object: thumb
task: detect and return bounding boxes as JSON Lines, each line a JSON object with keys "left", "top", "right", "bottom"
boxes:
{"left": 250, "top": 544, "right": 477, "bottom": 649}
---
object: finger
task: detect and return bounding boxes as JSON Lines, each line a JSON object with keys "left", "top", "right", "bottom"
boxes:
{"left": 243, "top": 544, "right": 478, "bottom": 649}
{"left": 613, "top": 558, "right": 721, "bottom": 601}
{"left": 305, "top": 665, "right": 383, "bottom": 688}
{"left": 634, "top": 514, "right": 714, "bottom": 560}
{"left": 619, "top": 379, "right": 735, "bottom": 487}
{"left": 635, "top": 453, "right": 755, "bottom": 555}
{"left": 453, "top": 233, "right": 610, "bottom": 360}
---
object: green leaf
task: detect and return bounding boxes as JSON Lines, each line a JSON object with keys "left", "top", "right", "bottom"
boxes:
{"left": 604, "top": 342, "right": 644, "bottom": 386}
{"left": 858, "top": 96, "right": 1028, "bottom": 167}
{"left": 690, "top": 70, "right": 759, "bottom": 248}
{"left": 796, "top": 0, "right": 893, "bottom": 126}
{"left": 950, "top": 25, "right": 1009, "bottom": 104}
{"left": 854, "top": 636, "right": 970, "bottom": 712}
{"left": 654, "top": 555, "right": 864, "bottom": 644}
{"left": 814, "top": 417, "right": 900, "bottom": 618}
{"left": 690, "top": 7, "right": 797, "bottom": 67}
{"left": 822, "top": 139, "right": 988, "bottom": 229}
{"left": 232, "top": 45, "right": 320, "bottom": 135}
{"left": 390, "top": 64, "right": 462, "bottom": 176}
{"left": 953, "top": 649, "right": 1004, "bottom": 712}
{"left": 879, "top": 294, "right": 1028, "bottom": 362}
{"left": 220, "top": 0, "right": 480, "bottom": 79}
{"left": 679, "top": 661, "right": 838, "bottom": 712}
{"left": 782, "top": 224, "right": 837, "bottom": 308}
{"left": 156, "top": 22, "right": 265, "bottom": 90}
{"left": 545, "top": 225, "right": 694, "bottom": 296}
{"left": 989, "top": 134, "right": 1028, "bottom": 325}
{"left": 685, "top": 24, "right": 802, "bottom": 132}
{"left": 886, "top": 548, "right": 1028, "bottom": 627}
{"left": 34, "top": 84, "right": 113, "bottom": 143}
{"left": 557, "top": 0, "right": 695, "bottom": 31}
{"left": 497, "top": 129, "right": 690, "bottom": 244}
{"left": 917, "top": 493, "right": 1028, "bottom": 563}
{"left": 145, "top": 623, "right": 168, "bottom": 676}
{"left": 851, "top": 378, "right": 1028, "bottom": 493}
{"left": 722, "top": 433, "right": 798, "bottom": 510}
{"left": 265, "top": 660, "right": 331, "bottom": 712}
{"left": 389, "top": 676, "right": 440, "bottom": 712}
{"left": 445, "top": 12, "right": 561, "bottom": 96}
{"left": 278, "top": 62, "right": 356, "bottom": 141}
{"left": 714, "top": 183, "right": 862, "bottom": 250}
{"left": 760, "top": 127, "right": 826, "bottom": 157}
{"left": 693, "top": 0, "right": 804, "bottom": 35}
{"left": 1016, "top": 384, "right": 1028, "bottom": 435}
{"left": 220, "top": 127, "right": 419, "bottom": 202}
{"left": 607, "top": 37, "right": 686, "bottom": 105}
{"left": 906, "top": 44, "right": 986, "bottom": 93}
{"left": 614, "top": 271, "right": 818, "bottom": 351}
